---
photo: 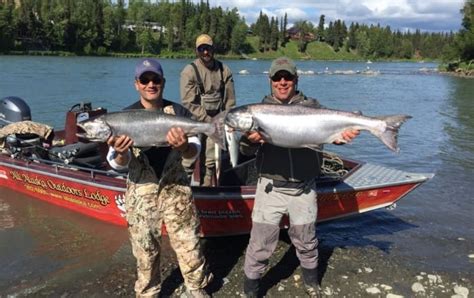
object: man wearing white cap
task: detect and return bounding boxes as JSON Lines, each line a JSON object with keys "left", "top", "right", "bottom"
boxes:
{"left": 180, "top": 34, "right": 236, "bottom": 186}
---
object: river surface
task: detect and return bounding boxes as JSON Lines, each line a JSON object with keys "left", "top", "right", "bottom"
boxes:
{"left": 0, "top": 56, "right": 472, "bottom": 296}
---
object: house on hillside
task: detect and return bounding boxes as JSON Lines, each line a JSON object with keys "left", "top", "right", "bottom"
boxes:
{"left": 123, "top": 21, "right": 163, "bottom": 32}
{"left": 286, "top": 27, "right": 316, "bottom": 42}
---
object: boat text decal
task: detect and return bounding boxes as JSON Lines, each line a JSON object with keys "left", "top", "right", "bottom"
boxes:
{"left": 197, "top": 209, "right": 243, "bottom": 219}
{"left": 9, "top": 170, "right": 110, "bottom": 207}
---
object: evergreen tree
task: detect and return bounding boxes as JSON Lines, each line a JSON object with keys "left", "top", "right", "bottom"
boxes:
{"left": 317, "top": 14, "right": 325, "bottom": 41}
{"left": 293, "top": 20, "right": 313, "bottom": 52}
{"left": 326, "top": 21, "right": 334, "bottom": 46}
{"left": 355, "top": 27, "right": 370, "bottom": 57}
{"left": 16, "top": 0, "right": 47, "bottom": 50}
{"left": 270, "top": 16, "right": 279, "bottom": 51}
{"left": 346, "top": 22, "right": 358, "bottom": 51}
{"left": 199, "top": 0, "right": 210, "bottom": 33}
{"left": 281, "top": 13, "right": 288, "bottom": 46}
{"left": 231, "top": 19, "right": 247, "bottom": 54}
{"left": 456, "top": 0, "right": 474, "bottom": 61}
{"left": 0, "top": 0, "right": 459, "bottom": 59}
{"left": 0, "top": 0, "right": 15, "bottom": 52}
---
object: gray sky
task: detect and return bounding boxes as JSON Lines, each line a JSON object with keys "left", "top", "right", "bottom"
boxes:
{"left": 196, "top": 0, "right": 465, "bottom": 32}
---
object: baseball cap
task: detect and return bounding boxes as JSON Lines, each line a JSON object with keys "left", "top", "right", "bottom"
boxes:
{"left": 196, "top": 34, "right": 213, "bottom": 48}
{"left": 269, "top": 57, "right": 297, "bottom": 77}
{"left": 135, "top": 58, "right": 164, "bottom": 79}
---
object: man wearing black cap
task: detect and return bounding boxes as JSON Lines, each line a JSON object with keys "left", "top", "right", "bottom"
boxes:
{"left": 240, "top": 57, "right": 359, "bottom": 298}
{"left": 107, "top": 58, "right": 213, "bottom": 298}
{"left": 180, "top": 34, "right": 236, "bottom": 186}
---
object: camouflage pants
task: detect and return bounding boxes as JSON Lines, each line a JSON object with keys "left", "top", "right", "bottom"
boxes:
{"left": 125, "top": 180, "right": 211, "bottom": 297}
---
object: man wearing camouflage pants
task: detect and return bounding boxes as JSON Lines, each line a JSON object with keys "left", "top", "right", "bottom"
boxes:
{"left": 107, "top": 58, "right": 213, "bottom": 297}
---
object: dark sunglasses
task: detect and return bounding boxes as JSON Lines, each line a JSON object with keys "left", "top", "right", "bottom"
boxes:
{"left": 197, "top": 45, "right": 213, "bottom": 53}
{"left": 139, "top": 76, "right": 162, "bottom": 85}
{"left": 271, "top": 72, "right": 296, "bottom": 82}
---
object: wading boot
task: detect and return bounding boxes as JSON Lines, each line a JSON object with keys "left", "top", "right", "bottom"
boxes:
{"left": 243, "top": 276, "right": 260, "bottom": 298}
{"left": 302, "top": 267, "right": 322, "bottom": 298}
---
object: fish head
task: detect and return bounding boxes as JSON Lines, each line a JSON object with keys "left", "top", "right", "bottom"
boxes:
{"left": 225, "top": 107, "right": 254, "bottom": 132}
{"left": 76, "top": 117, "right": 111, "bottom": 142}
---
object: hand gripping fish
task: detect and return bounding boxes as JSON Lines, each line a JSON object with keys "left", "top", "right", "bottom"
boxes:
{"left": 77, "top": 109, "right": 226, "bottom": 149}
{"left": 225, "top": 103, "right": 411, "bottom": 152}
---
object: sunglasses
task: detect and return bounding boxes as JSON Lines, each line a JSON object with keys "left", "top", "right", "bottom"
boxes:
{"left": 138, "top": 76, "right": 162, "bottom": 85}
{"left": 197, "top": 45, "right": 213, "bottom": 53}
{"left": 271, "top": 73, "right": 296, "bottom": 82}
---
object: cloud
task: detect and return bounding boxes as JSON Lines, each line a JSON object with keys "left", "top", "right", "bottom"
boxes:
{"left": 192, "top": 0, "right": 464, "bottom": 32}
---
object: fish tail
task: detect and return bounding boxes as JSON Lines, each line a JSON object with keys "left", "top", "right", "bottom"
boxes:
{"left": 225, "top": 124, "right": 240, "bottom": 167}
{"left": 208, "top": 111, "right": 227, "bottom": 151}
{"left": 376, "top": 115, "right": 412, "bottom": 152}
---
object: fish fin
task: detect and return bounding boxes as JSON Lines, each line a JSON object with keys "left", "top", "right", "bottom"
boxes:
{"left": 225, "top": 125, "right": 240, "bottom": 167}
{"left": 208, "top": 111, "right": 227, "bottom": 151}
{"left": 215, "top": 143, "right": 221, "bottom": 184}
{"left": 376, "top": 115, "right": 412, "bottom": 152}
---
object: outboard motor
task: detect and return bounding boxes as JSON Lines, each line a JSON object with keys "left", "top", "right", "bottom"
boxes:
{"left": 0, "top": 96, "right": 32, "bottom": 127}
{"left": 0, "top": 96, "right": 50, "bottom": 160}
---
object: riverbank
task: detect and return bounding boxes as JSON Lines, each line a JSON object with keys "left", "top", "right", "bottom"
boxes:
{"left": 1, "top": 39, "right": 431, "bottom": 63}
{"left": 439, "top": 61, "right": 474, "bottom": 78}
{"left": 12, "top": 230, "right": 471, "bottom": 297}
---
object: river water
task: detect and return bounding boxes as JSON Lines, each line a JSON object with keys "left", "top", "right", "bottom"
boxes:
{"left": 0, "top": 56, "right": 472, "bottom": 295}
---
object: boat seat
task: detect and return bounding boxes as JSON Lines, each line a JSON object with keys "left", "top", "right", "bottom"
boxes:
{"left": 49, "top": 142, "right": 104, "bottom": 169}
{"left": 3, "top": 133, "right": 49, "bottom": 159}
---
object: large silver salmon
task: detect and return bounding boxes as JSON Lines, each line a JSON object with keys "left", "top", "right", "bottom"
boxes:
{"left": 77, "top": 109, "right": 225, "bottom": 149}
{"left": 225, "top": 103, "right": 411, "bottom": 152}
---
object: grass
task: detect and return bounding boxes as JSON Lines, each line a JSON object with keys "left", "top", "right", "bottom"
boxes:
{"left": 2, "top": 36, "right": 439, "bottom": 64}
{"left": 237, "top": 38, "right": 363, "bottom": 61}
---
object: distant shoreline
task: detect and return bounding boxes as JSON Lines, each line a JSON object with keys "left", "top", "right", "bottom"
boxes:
{"left": 439, "top": 70, "right": 474, "bottom": 78}
{"left": 6, "top": 50, "right": 473, "bottom": 78}
{"left": 0, "top": 49, "right": 432, "bottom": 63}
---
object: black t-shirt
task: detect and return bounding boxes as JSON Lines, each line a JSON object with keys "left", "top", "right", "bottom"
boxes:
{"left": 124, "top": 99, "right": 193, "bottom": 178}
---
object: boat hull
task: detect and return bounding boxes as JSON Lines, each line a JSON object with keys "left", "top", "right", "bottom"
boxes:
{"left": 0, "top": 155, "right": 432, "bottom": 237}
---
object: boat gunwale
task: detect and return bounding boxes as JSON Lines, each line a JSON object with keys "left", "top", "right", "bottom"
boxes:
{"left": 1, "top": 154, "right": 434, "bottom": 199}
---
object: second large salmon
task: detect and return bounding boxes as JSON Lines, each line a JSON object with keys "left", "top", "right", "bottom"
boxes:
{"left": 225, "top": 103, "right": 411, "bottom": 152}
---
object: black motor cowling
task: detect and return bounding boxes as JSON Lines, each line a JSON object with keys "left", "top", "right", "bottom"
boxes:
{"left": 0, "top": 96, "right": 32, "bottom": 127}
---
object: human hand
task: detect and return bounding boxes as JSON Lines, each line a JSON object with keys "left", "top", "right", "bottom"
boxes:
{"left": 167, "top": 127, "right": 188, "bottom": 152}
{"left": 107, "top": 135, "right": 133, "bottom": 153}
{"left": 246, "top": 131, "right": 265, "bottom": 144}
{"left": 333, "top": 129, "right": 360, "bottom": 144}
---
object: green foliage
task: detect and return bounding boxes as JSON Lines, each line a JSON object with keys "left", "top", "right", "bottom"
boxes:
{"left": 0, "top": 0, "right": 464, "bottom": 62}
{"left": 0, "top": 1, "right": 15, "bottom": 52}
{"left": 441, "top": 0, "right": 473, "bottom": 70}
{"left": 457, "top": 0, "right": 474, "bottom": 61}
{"left": 231, "top": 20, "right": 249, "bottom": 54}
{"left": 305, "top": 41, "right": 358, "bottom": 60}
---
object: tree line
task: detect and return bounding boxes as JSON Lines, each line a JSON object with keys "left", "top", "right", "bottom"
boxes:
{"left": 0, "top": 0, "right": 472, "bottom": 63}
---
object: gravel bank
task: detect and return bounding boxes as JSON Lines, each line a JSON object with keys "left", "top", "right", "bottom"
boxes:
{"left": 22, "top": 230, "right": 472, "bottom": 298}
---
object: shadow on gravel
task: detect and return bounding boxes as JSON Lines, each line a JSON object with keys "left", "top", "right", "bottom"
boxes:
{"left": 158, "top": 210, "right": 417, "bottom": 297}
{"left": 204, "top": 234, "right": 251, "bottom": 293}
{"left": 260, "top": 232, "right": 300, "bottom": 296}
{"left": 316, "top": 211, "right": 418, "bottom": 283}
{"left": 159, "top": 234, "right": 250, "bottom": 296}
{"left": 262, "top": 211, "right": 417, "bottom": 296}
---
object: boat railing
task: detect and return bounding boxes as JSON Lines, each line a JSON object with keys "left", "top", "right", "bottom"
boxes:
{"left": 23, "top": 156, "right": 127, "bottom": 180}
